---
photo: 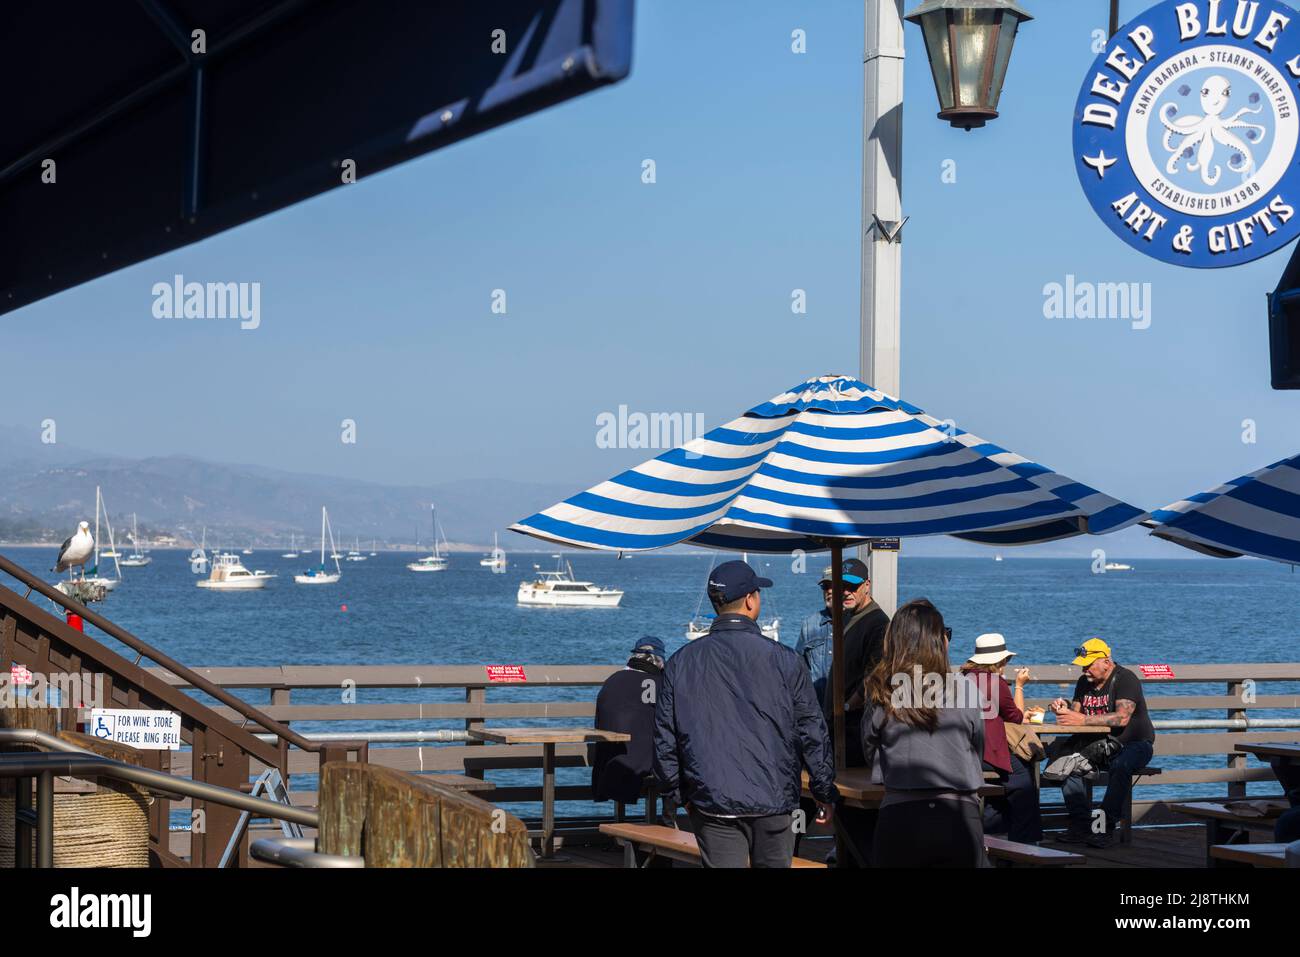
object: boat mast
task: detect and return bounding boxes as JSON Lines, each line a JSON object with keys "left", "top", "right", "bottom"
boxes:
{"left": 319, "top": 507, "right": 326, "bottom": 565}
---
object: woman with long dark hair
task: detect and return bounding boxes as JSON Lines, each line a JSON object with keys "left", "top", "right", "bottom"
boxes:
{"left": 862, "top": 599, "right": 987, "bottom": 867}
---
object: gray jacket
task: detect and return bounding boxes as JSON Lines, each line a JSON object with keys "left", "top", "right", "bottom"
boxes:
{"left": 860, "top": 680, "right": 985, "bottom": 794}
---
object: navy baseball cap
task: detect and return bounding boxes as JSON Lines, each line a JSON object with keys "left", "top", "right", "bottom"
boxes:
{"left": 631, "top": 636, "right": 666, "bottom": 657}
{"left": 707, "top": 560, "right": 773, "bottom": 604}
{"left": 818, "top": 557, "right": 870, "bottom": 587}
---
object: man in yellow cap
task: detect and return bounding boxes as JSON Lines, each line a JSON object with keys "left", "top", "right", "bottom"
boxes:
{"left": 1048, "top": 638, "right": 1155, "bottom": 847}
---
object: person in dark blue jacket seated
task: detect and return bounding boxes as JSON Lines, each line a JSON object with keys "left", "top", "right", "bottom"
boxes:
{"left": 653, "top": 560, "right": 839, "bottom": 867}
{"left": 591, "top": 637, "right": 667, "bottom": 809}
{"left": 1270, "top": 758, "right": 1300, "bottom": 844}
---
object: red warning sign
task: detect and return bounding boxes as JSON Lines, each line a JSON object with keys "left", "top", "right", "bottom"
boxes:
{"left": 485, "top": 665, "right": 528, "bottom": 683}
{"left": 1137, "top": 664, "right": 1175, "bottom": 680}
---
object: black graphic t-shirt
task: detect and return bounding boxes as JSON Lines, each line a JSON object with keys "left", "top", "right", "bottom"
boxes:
{"left": 1071, "top": 664, "right": 1155, "bottom": 745}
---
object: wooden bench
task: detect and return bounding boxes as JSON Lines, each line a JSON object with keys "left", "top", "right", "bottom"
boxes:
{"left": 1170, "top": 799, "right": 1289, "bottom": 867}
{"left": 984, "top": 835, "right": 1084, "bottom": 867}
{"left": 599, "top": 822, "right": 827, "bottom": 868}
{"left": 1039, "top": 767, "right": 1162, "bottom": 844}
{"left": 1209, "top": 842, "right": 1293, "bottom": 868}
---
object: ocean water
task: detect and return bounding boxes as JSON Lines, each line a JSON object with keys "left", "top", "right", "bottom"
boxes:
{"left": 7, "top": 547, "right": 1299, "bottom": 815}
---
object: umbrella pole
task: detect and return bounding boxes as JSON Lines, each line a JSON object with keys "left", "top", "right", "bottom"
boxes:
{"left": 829, "top": 542, "right": 846, "bottom": 867}
{"left": 831, "top": 544, "right": 845, "bottom": 771}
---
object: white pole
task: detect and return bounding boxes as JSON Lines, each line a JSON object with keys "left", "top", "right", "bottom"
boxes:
{"left": 860, "top": 0, "right": 906, "bottom": 616}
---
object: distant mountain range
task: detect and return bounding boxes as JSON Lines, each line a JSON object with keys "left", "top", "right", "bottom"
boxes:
{"left": 0, "top": 425, "right": 577, "bottom": 549}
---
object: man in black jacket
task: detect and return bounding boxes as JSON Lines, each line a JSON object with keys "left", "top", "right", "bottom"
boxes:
{"left": 821, "top": 558, "right": 890, "bottom": 767}
{"left": 653, "top": 560, "right": 838, "bottom": 867}
{"left": 819, "top": 557, "right": 889, "bottom": 867}
{"left": 592, "top": 637, "right": 666, "bottom": 809}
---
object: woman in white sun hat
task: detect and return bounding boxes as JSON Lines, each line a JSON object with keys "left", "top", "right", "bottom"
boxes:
{"left": 960, "top": 633, "right": 1041, "bottom": 844}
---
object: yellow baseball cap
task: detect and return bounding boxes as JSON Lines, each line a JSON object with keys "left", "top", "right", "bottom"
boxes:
{"left": 1072, "top": 637, "right": 1112, "bottom": 666}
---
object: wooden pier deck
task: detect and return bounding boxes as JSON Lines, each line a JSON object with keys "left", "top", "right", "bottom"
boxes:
{"left": 535, "top": 823, "right": 1215, "bottom": 869}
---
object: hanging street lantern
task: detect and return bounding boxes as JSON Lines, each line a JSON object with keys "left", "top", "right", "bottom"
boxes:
{"left": 905, "top": 0, "right": 1032, "bottom": 130}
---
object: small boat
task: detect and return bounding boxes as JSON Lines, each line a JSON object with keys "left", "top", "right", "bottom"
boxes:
{"left": 119, "top": 513, "right": 152, "bottom": 567}
{"left": 683, "top": 553, "right": 778, "bottom": 640}
{"left": 242, "top": 546, "right": 254, "bottom": 555}
{"left": 345, "top": 537, "right": 367, "bottom": 562}
{"left": 685, "top": 616, "right": 781, "bottom": 642}
{"left": 196, "top": 552, "right": 276, "bottom": 590}
{"left": 480, "top": 532, "right": 507, "bottom": 570}
{"left": 281, "top": 533, "right": 299, "bottom": 559}
{"left": 295, "top": 507, "right": 342, "bottom": 584}
{"left": 369, "top": 539, "right": 377, "bottom": 557}
{"left": 84, "top": 486, "right": 122, "bottom": 591}
{"left": 994, "top": 554, "right": 1003, "bottom": 563}
{"left": 408, "top": 505, "right": 449, "bottom": 572}
{"left": 517, "top": 557, "right": 622, "bottom": 607}
{"left": 1104, "top": 562, "right": 1134, "bottom": 571}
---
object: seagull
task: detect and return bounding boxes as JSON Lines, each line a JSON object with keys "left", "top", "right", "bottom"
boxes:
{"left": 54, "top": 521, "right": 94, "bottom": 579}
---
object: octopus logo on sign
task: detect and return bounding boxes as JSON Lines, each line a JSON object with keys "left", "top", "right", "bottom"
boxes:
{"left": 1074, "top": 0, "right": 1300, "bottom": 267}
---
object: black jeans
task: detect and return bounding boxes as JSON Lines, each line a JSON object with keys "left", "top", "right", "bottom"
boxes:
{"left": 1061, "top": 739, "right": 1154, "bottom": 830}
{"left": 687, "top": 806, "right": 797, "bottom": 868}
{"left": 873, "top": 798, "right": 987, "bottom": 868}
{"left": 982, "top": 754, "right": 1042, "bottom": 845}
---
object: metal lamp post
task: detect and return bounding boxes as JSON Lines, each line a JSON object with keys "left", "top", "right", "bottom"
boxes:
{"left": 858, "top": 0, "right": 1029, "bottom": 618}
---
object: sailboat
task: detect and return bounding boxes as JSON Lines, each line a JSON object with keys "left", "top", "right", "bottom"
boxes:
{"left": 281, "top": 533, "right": 299, "bottom": 559}
{"left": 119, "top": 513, "right": 152, "bottom": 567}
{"left": 345, "top": 536, "right": 367, "bottom": 562}
{"left": 369, "top": 538, "right": 377, "bottom": 557}
{"left": 685, "top": 552, "right": 779, "bottom": 641}
{"left": 84, "top": 487, "right": 123, "bottom": 591}
{"left": 294, "top": 507, "right": 342, "bottom": 584}
{"left": 479, "top": 532, "right": 507, "bottom": 570}
{"left": 407, "top": 505, "right": 449, "bottom": 572}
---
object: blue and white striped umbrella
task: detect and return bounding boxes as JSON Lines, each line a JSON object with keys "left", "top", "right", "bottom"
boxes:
{"left": 511, "top": 375, "right": 1144, "bottom": 553}
{"left": 1146, "top": 454, "right": 1300, "bottom": 564}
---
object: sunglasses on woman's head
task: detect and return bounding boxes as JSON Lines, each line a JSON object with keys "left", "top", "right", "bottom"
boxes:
{"left": 943, "top": 627, "right": 952, "bottom": 642}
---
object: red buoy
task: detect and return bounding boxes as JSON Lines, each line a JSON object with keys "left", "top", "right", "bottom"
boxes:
{"left": 66, "top": 612, "right": 84, "bottom": 631}
{"left": 340, "top": 604, "right": 348, "bottom": 612}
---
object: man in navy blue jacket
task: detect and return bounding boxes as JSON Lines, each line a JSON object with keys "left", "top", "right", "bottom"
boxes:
{"left": 653, "top": 560, "right": 838, "bottom": 867}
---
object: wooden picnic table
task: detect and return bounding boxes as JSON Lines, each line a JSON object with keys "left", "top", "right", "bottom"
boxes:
{"left": 1017, "top": 723, "right": 1111, "bottom": 734}
{"left": 467, "top": 726, "right": 630, "bottom": 859}
{"left": 1209, "top": 842, "right": 1292, "bottom": 868}
{"left": 1235, "top": 742, "right": 1300, "bottom": 763}
{"left": 801, "top": 768, "right": 1004, "bottom": 809}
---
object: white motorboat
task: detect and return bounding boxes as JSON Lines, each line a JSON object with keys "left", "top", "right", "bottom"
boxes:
{"left": 1104, "top": 562, "right": 1134, "bottom": 571}
{"left": 295, "top": 507, "right": 342, "bottom": 584}
{"left": 119, "top": 513, "right": 152, "bottom": 567}
{"left": 408, "top": 505, "right": 450, "bottom": 572}
{"left": 517, "top": 558, "right": 622, "bottom": 607}
{"left": 479, "top": 532, "right": 507, "bottom": 570}
{"left": 196, "top": 552, "right": 276, "bottom": 590}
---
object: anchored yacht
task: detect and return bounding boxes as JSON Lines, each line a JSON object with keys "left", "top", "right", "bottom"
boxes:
{"left": 196, "top": 552, "right": 275, "bottom": 590}
{"left": 517, "top": 558, "right": 622, "bottom": 608}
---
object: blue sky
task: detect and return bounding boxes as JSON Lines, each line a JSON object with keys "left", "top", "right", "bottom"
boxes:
{"left": 3, "top": 1, "right": 1296, "bottom": 556}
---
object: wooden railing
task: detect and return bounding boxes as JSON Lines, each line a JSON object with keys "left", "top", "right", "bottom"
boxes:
{"left": 151, "top": 661, "right": 1300, "bottom": 824}
{"left": 0, "top": 554, "right": 366, "bottom": 866}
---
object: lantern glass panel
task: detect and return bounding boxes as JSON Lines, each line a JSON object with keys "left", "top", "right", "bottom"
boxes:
{"left": 951, "top": 10, "right": 997, "bottom": 109}
{"left": 988, "top": 15, "right": 1019, "bottom": 111}
{"left": 921, "top": 13, "right": 954, "bottom": 110}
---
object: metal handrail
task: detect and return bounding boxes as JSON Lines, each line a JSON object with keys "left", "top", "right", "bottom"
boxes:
{"left": 0, "top": 730, "right": 318, "bottom": 867}
{"left": 0, "top": 552, "right": 322, "bottom": 755}
{"left": 250, "top": 836, "right": 362, "bottom": 868}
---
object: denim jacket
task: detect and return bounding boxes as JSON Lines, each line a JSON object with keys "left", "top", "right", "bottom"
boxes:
{"left": 795, "top": 607, "right": 833, "bottom": 706}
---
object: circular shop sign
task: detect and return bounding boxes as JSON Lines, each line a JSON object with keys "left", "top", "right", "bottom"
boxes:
{"left": 1074, "top": 0, "right": 1300, "bottom": 267}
